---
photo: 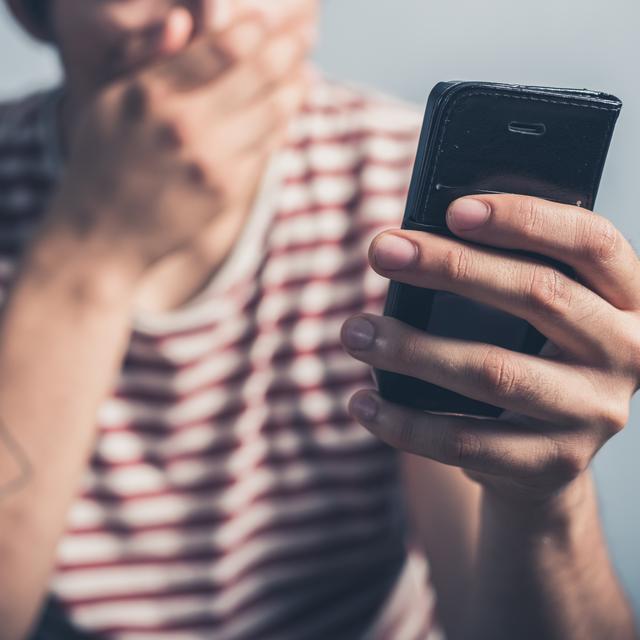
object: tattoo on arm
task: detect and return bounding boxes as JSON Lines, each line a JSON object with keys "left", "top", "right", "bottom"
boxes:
{"left": 0, "top": 417, "right": 32, "bottom": 500}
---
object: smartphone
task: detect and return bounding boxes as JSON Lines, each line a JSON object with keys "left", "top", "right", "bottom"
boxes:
{"left": 374, "top": 81, "right": 623, "bottom": 418}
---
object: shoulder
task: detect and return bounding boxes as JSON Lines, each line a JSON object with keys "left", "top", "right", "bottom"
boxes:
{"left": 0, "top": 90, "right": 52, "bottom": 148}
{"left": 0, "top": 89, "right": 60, "bottom": 269}
{"left": 283, "top": 71, "right": 422, "bottom": 229}
{"left": 0, "top": 88, "right": 59, "bottom": 199}
{"left": 287, "top": 72, "right": 422, "bottom": 218}
{"left": 276, "top": 75, "right": 425, "bottom": 309}
{"left": 284, "top": 73, "right": 424, "bottom": 229}
{"left": 306, "top": 73, "right": 422, "bottom": 130}
{"left": 294, "top": 72, "right": 423, "bottom": 163}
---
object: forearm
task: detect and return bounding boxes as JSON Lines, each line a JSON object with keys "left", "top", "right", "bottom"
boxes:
{"left": 463, "top": 472, "right": 637, "bottom": 640}
{"left": 0, "top": 221, "right": 137, "bottom": 639}
{"left": 401, "top": 455, "right": 481, "bottom": 639}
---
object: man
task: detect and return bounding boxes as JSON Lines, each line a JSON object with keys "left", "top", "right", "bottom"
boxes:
{"left": 0, "top": 0, "right": 637, "bottom": 638}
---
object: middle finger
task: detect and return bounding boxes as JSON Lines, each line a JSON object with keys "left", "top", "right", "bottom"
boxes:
{"left": 370, "top": 230, "right": 619, "bottom": 361}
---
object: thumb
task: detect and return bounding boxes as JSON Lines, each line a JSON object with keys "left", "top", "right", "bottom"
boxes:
{"left": 158, "top": 7, "right": 194, "bottom": 55}
{"left": 125, "top": 8, "right": 194, "bottom": 70}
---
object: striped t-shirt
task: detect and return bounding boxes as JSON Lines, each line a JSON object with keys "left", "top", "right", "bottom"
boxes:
{"left": 0, "top": 74, "right": 441, "bottom": 640}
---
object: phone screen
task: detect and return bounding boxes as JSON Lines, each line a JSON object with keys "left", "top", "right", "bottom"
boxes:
{"left": 376, "top": 81, "right": 621, "bottom": 415}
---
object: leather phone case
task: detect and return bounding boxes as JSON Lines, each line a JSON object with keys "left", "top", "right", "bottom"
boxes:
{"left": 374, "top": 81, "right": 623, "bottom": 417}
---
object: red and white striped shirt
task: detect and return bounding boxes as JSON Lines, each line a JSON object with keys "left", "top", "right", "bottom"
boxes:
{"left": 0, "top": 74, "right": 442, "bottom": 639}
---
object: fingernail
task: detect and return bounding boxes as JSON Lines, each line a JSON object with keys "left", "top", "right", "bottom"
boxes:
{"left": 373, "top": 234, "right": 417, "bottom": 270}
{"left": 447, "top": 198, "right": 491, "bottom": 231}
{"left": 350, "top": 392, "right": 378, "bottom": 421}
{"left": 342, "top": 316, "right": 375, "bottom": 350}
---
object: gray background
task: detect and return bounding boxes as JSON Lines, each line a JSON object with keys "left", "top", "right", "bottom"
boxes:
{"left": 0, "top": 0, "right": 638, "bottom": 622}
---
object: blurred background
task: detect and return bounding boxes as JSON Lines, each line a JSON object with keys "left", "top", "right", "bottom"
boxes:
{"left": 0, "top": 0, "right": 638, "bottom": 622}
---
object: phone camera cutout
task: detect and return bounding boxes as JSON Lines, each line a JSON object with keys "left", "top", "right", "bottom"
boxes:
{"left": 508, "top": 121, "right": 547, "bottom": 136}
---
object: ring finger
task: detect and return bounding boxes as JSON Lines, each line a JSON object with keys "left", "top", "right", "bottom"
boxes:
{"left": 341, "top": 313, "right": 608, "bottom": 426}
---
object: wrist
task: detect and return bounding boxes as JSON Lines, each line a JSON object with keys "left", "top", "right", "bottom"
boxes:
{"left": 481, "top": 472, "right": 595, "bottom": 539}
{"left": 20, "top": 213, "right": 141, "bottom": 312}
{"left": 49, "top": 184, "right": 153, "bottom": 273}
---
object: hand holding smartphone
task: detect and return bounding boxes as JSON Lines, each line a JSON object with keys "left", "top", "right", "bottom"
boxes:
{"left": 374, "top": 81, "right": 622, "bottom": 417}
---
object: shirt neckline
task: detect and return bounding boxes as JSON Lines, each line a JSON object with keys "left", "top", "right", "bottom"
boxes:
{"left": 132, "top": 148, "right": 283, "bottom": 335}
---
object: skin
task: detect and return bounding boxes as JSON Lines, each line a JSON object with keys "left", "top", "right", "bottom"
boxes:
{"left": 25, "top": 0, "right": 319, "bottom": 313}
{"left": 0, "top": 1, "right": 318, "bottom": 637}
{"left": 342, "top": 195, "right": 640, "bottom": 638}
{"left": 0, "top": 0, "right": 637, "bottom": 638}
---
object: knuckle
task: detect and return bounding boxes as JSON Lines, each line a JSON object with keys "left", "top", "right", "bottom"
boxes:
{"left": 218, "top": 19, "right": 264, "bottom": 62}
{"left": 442, "top": 245, "right": 472, "bottom": 283}
{"left": 526, "top": 265, "right": 571, "bottom": 316}
{"left": 394, "top": 333, "right": 424, "bottom": 370}
{"left": 212, "top": 33, "right": 242, "bottom": 66}
{"left": 118, "top": 78, "right": 151, "bottom": 121}
{"left": 182, "top": 153, "right": 222, "bottom": 193}
{"left": 155, "top": 115, "right": 190, "bottom": 149}
{"left": 516, "top": 196, "right": 546, "bottom": 239}
{"left": 440, "top": 427, "right": 482, "bottom": 465}
{"left": 596, "top": 402, "right": 629, "bottom": 437}
{"left": 176, "top": 149, "right": 224, "bottom": 192}
{"left": 396, "top": 416, "right": 420, "bottom": 451}
{"left": 578, "top": 216, "right": 620, "bottom": 265}
{"left": 183, "top": 158, "right": 207, "bottom": 187}
{"left": 476, "top": 348, "right": 520, "bottom": 397}
{"left": 548, "top": 444, "right": 586, "bottom": 483}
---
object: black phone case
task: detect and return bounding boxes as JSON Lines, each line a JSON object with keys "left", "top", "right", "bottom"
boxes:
{"left": 374, "top": 81, "right": 623, "bottom": 417}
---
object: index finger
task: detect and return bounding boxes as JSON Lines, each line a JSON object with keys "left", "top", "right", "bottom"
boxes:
{"left": 445, "top": 194, "right": 640, "bottom": 311}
